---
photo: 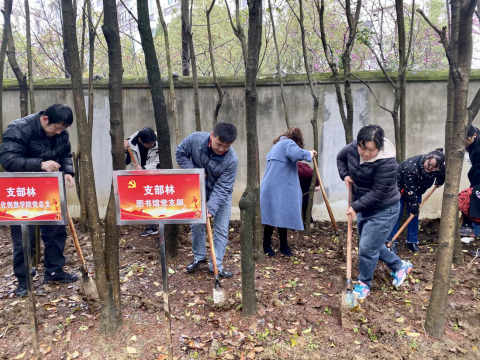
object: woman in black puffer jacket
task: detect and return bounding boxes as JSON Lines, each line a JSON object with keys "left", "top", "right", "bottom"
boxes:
{"left": 388, "top": 150, "right": 445, "bottom": 254}
{"left": 337, "top": 125, "right": 412, "bottom": 300}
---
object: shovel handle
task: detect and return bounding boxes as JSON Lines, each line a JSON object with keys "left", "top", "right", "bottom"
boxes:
{"left": 67, "top": 209, "right": 86, "bottom": 267}
{"left": 346, "top": 183, "right": 353, "bottom": 289}
{"left": 313, "top": 157, "right": 339, "bottom": 235}
{"left": 206, "top": 218, "right": 219, "bottom": 277}
{"left": 387, "top": 186, "right": 437, "bottom": 248}
{"left": 127, "top": 146, "right": 138, "bottom": 166}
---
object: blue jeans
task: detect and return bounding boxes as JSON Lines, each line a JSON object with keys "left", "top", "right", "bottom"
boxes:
{"left": 190, "top": 194, "right": 232, "bottom": 272}
{"left": 389, "top": 195, "right": 422, "bottom": 244}
{"left": 357, "top": 202, "right": 403, "bottom": 287}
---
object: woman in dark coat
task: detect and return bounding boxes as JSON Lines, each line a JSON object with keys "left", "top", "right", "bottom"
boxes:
{"left": 460, "top": 125, "right": 480, "bottom": 238}
{"left": 337, "top": 125, "right": 412, "bottom": 300}
{"left": 261, "top": 127, "right": 316, "bottom": 257}
{"left": 388, "top": 149, "right": 445, "bottom": 253}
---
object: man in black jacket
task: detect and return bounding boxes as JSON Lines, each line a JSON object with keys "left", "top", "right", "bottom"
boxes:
{"left": 0, "top": 104, "right": 78, "bottom": 297}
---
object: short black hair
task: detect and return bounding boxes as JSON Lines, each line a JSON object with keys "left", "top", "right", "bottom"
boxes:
{"left": 138, "top": 127, "right": 157, "bottom": 143}
{"left": 357, "top": 125, "right": 385, "bottom": 150}
{"left": 44, "top": 104, "right": 74, "bottom": 127}
{"left": 467, "top": 125, "right": 478, "bottom": 137}
{"left": 213, "top": 122, "right": 237, "bottom": 143}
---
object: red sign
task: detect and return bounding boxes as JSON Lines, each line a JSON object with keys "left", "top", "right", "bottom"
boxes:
{"left": 0, "top": 176, "right": 63, "bottom": 222}
{"left": 116, "top": 172, "right": 203, "bottom": 222}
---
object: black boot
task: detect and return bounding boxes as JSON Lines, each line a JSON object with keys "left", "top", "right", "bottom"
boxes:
{"left": 263, "top": 225, "right": 276, "bottom": 257}
{"left": 407, "top": 242, "right": 420, "bottom": 253}
{"left": 278, "top": 227, "right": 293, "bottom": 256}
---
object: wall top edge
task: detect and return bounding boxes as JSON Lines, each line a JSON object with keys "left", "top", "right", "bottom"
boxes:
{"left": 3, "top": 69, "right": 479, "bottom": 90}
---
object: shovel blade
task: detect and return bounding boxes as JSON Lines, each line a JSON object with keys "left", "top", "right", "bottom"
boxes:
{"left": 213, "top": 288, "right": 225, "bottom": 304}
{"left": 341, "top": 290, "right": 357, "bottom": 309}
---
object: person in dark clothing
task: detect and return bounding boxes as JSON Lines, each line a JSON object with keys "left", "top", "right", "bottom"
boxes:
{"left": 337, "top": 125, "right": 412, "bottom": 300}
{"left": 460, "top": 125, "right": 480, "bottom": 238}
{"left": 388, "top": 149, "right": 445, "bottom": 253}
{"left": 297, "top": 162, "right": 320, "bottom": 226}
{"left": 0, "top": 104, "right": 78, "bottom": 297}
{"left": 124, "top": 127, "right": 160, "bottom": 236}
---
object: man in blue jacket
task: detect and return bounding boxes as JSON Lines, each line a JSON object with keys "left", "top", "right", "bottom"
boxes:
{"left": 175, "top": 122, "right": 238, "bottom": 278}
{"left": 0, "top": 104, "right": 78, "bottom": 297}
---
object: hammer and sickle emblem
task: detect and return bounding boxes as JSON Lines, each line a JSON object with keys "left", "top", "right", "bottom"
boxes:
{"left": 128, "top": 180, "right": 136, "bottom": 189}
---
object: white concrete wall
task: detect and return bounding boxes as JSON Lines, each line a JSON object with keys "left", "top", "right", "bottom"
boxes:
{"left": 2, "top": 74, "right": 479, "bottom": 221}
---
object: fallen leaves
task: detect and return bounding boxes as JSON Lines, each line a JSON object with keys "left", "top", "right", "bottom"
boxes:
{"left": 126, "top": 346, "right": 137, "bottom": 354}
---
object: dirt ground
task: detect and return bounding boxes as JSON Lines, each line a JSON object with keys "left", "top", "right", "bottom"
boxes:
{"left": 0, "top": 219, "right": 479, "bottom": 360}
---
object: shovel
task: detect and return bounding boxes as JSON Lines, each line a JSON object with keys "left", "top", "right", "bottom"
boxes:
{"left": 312, "top": 157, "right": 339, "bottom": 236}
{"left": 67, "top": 209, "right": 98, "bottom": 299}
{"left": 387, "top": 186, "right": 437, "bottom": 249}
{"left": 206, "top": 218, "right": 225, "bottom": 304}
{"left": 341, "top": 183, "right": 357, "bottom": 309}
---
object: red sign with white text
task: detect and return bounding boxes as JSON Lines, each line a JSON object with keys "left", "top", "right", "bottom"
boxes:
{"left": 116, "top": 173, "right": 203, "bottom": 221}
{"left": 0, "top": 177, "right": 63, "bottom": 222}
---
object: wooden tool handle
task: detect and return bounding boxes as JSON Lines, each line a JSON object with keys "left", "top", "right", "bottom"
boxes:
{"left": 206, "top": 219, "right": 219, "bottom": 276}
{"left": 67, "top": 209, "right": 86, "bottom": 266}
{"left": 313, "top": 157, "right": 340, "bottom": 234}
{"left": 346, "top": 183, "right": 353, "bottom": 288}
{"left": 127, "top": 146, "right": 138, "bottom": 166}
{"left": 387, "top": 186, "right": 437, "bottom": 247}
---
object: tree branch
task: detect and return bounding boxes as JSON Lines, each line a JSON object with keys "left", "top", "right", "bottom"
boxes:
{"left": 351, "top": 73, "right": 394, "bottom": 115}
{"left": 417, "top": 8, "right": 462, "bottom": 84}
{"left": 365, "top": 42, "right": 396, "bottom": 88}
{"left": 404, "top": 0, "right": 416, "bottom": 70}
{"left": 119, "top": 0, "right": 138, "bottom": 23}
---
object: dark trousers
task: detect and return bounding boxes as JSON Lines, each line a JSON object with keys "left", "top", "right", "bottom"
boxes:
{"left": 11, "top": 225, "right": 67, "bottom": 280}
{"left": 263, "top": 225, "right": 288, "bottom": 248}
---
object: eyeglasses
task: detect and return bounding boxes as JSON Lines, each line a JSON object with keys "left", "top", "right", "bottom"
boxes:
{"left": 424, "top": 160, "right": 439, "bottom": 171}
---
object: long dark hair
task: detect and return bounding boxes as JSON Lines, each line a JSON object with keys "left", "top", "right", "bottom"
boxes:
{"left": 274, "top": 127, "right": 304, "bottom": 148}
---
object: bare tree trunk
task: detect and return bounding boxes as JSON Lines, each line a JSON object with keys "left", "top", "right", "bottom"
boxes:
{"left": 420, "top": 0, "right": 476, "bottom": 338}
{"left": 25, "top": 0, "right": 35, "bottom": 114}
{"left": 187, "top": 4, "right": 201, "bottom": 131}
{"left": 4, "top": 0, "right": 28, "bottom": 118}
{"left": 316, "top": 0, "right": 347, "bottom": 145}
{"left": 448, "top": 1, "right": 464, "bottom": 266}
{"left": 101, "top": 0, "right": 125, "bottom": 335}
{"left": 181, "top": 0, "right": 190, "bottom": 76}
{"left": 137, "top": 0, "right": 179, "bottom": 259}
{"left": 289, "top": 0, "right": 320, "bottom": 234}
{"left": 24, "top": 0, "right": 41, "bottom": 263}
{"left": 206, "top": 0, "right": 225, "bottom": 127}
{"left": 341, "top": 0, "right": 361, "bottom": 145}
{"left": 61, "top": 0, "right": 113, "bottom": 335}
{"left": 0, "top": 9, "right": 7, "bottom": 148}
{"left": 268, "top": 0, "right": 289, "bottom": 129}
{"left": 156, "top": 0, "right": 180, "bottom": 145}
{"left": 396, "top": 0, "right": 406, "bottom": 161}
{"left": 80, "top": 4, "right": 86, "bottom": 72}
{"left": 239, "top": 0, "right": 263, "bottom": 318}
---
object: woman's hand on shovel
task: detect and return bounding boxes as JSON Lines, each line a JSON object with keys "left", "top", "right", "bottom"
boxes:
{"left": 344, "top": 176, "right": 354, "bottom": 189}
{"left": 346, "top": 206, "right": 356, "bottom": 219}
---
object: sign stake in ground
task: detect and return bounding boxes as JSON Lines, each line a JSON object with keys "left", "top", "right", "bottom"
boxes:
{"left": 114, "top": 169, "right": 206, "bottom": 360}
{"left": 0, "top": 172, "right": 67, "bottom": 357}
{"left": 22, "top": 224, "right": 39, "bottom": 357}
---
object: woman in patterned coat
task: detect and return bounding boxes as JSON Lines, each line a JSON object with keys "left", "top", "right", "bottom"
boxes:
{"left": 388, "top": 149, "right": 445, "bottom": 253}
